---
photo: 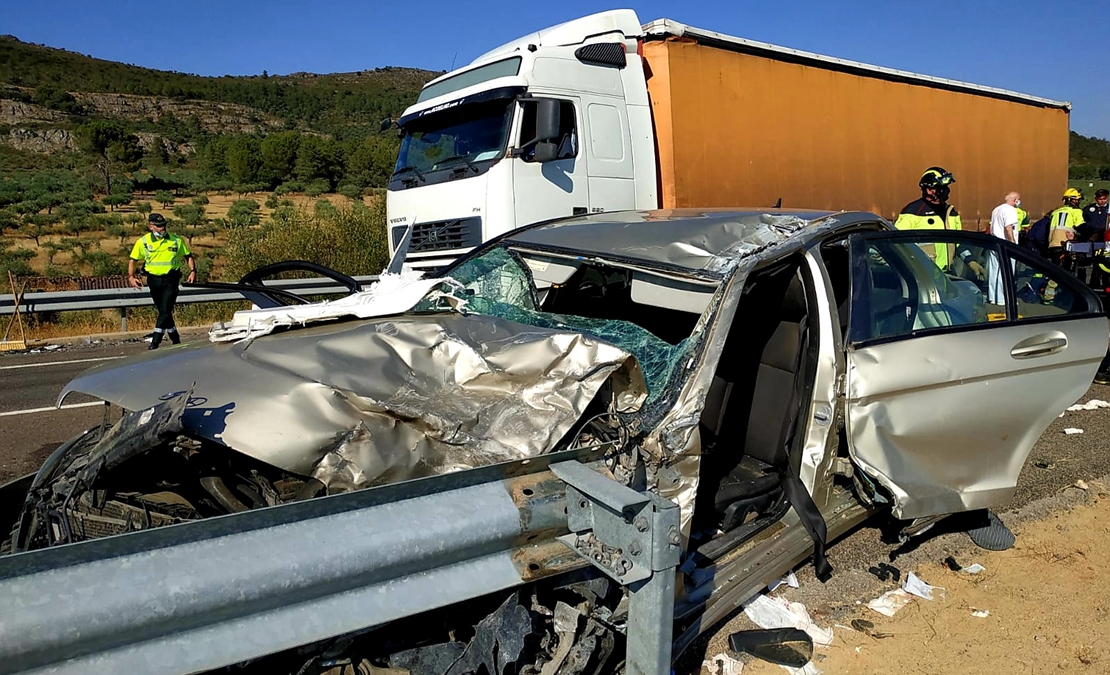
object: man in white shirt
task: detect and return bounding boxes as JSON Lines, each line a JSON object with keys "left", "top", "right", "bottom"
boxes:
{"left": 987, "top": 192, "right": 1020, "bottom": 305}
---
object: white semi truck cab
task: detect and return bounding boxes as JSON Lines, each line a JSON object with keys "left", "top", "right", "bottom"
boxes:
{"left": 386, "top": 10, "right": 656, "bottom": 272}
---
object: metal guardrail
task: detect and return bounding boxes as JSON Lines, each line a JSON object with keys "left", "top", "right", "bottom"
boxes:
{"left": 0, "top": 452, "right": 679, "bottom": 675}
{"left": 0, "top": 275, "right": 381, "bottom": 316}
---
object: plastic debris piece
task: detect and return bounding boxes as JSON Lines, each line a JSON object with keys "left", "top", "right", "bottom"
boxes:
{"left": 902, "top": 572, "right": 942, "bottom": 601}
{"left": 971, "top": 609, "right": 990, "bottom": 618}
{"left": 1064, "top": 428, "right": 1084, "bottom": 435}
{"left": 728, "top": 628, "right": 812, "bottom": 668}
{"left": 1076, "top": 480, "right": 1090, "bottom": 490}
{"left": 702, "top": 652, "right": 744, "bottom": 675}
{"left": 962, "top": 563, "right": 986, "bottom": 574}
{"left": 769, "top": 571, "right": 800, "bottom": 592}
{"left": 866, "top": 589, "right": 913, "bottom": 617}
{"left": 742, "top": 594, "right": 834, "bottom": 647}
{"left": 1066, "top": 399, "right": 1110, "bottom": 412}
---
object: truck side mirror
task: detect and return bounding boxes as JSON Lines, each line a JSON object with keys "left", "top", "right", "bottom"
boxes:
{"left": 534, "top": 141, "right": 558, "bottom": 163}
{"left": 379, "top": 117, "right": 393, "bottom": 133}
{"left": 535, "top": 99, "right": 561, "bottom": 143}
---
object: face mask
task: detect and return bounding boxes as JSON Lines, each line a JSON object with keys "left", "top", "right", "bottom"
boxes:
{"left": 1015, "top": 200, "right": 1022, "bottom": 208}
{"left": 152, "top": 230, "right": 165, "bottom": 239}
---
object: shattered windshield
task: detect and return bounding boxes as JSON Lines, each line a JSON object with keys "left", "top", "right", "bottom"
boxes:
{"left": 427, "top": 247, "right": 700, "bottom": 410}
{"left": 394, "top": 98, "right": 513, "bottom": 178}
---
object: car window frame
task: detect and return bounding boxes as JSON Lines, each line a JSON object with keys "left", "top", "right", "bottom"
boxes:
{"left": 844, "top": 230, "right": 1104, "bottom": 349}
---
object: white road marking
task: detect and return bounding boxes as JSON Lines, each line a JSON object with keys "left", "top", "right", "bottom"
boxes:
{"left": 0, "top": 401, "right": 105, "bottom": 418}
{"left": 0, "top": 356, "right": 123, "bottom": 371}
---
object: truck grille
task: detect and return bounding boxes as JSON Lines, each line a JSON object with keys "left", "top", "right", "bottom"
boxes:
{"left": 394, "top": 217, "right": 482, "bottom": 253}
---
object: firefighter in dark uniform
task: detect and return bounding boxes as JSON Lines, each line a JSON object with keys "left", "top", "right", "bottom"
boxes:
{"left": 128, "top": 213, "right": 196, "bottom": 349}
{"left": 895, "top": 167, "right": 983, "bottom": 279}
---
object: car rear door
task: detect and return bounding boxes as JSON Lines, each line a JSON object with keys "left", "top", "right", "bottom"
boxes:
{"left": 841, "top": 230, "right": 1108, "bottom": 520}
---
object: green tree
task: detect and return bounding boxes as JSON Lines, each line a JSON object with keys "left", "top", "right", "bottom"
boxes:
{"left": 260, "top": 131, "right": 300, "bottom": 185}
{"left": 226, "top": 135, "right": 262, "bottom": 186}
{"left": 192, "top": 194, "right": 210, "bottom": 206}
{"left": 345, "top": 134, "right": 398, "bottom": 188}
{"left": 337, "top": 183, "right": 362, "bottom": 202}
{"left": 103, "top": 192, "right": 132, "bottom": 211}
{"left": 295, "top": 136, "right": 343, "bottom": 188}
{"left": 227, "top": 198, "right": 261, "bottom": 226}
{"left": 76, "top": 120, "right": 143, "bottom": 195}
{"left": 135, "top": 201, "right": 152, "bottom": 215}
{"left": 154, "top": 190, "right": 175, "bottom": 208}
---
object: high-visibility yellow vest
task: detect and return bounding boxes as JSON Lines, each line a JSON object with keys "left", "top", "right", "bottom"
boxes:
{"left": 894, "top": 200, "right": 962, "bottom": 269}
{"left": 1016, "top": 207, "right": 1029, "bottom": 230}
{"left": 1047, "top": 206, "right": 1085, "bottom": 248}
{"left": 129, "top": 233, "right": 191, "bottom": 276}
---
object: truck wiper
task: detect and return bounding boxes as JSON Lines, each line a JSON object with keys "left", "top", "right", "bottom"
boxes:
{"left": 434, "top": 155, "right": 480, "bottom": 175}
{"left": 393, "top": 166, "right": 426, "bottom": 183}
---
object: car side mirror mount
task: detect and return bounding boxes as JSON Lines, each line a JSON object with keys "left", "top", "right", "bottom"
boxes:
{"left": 379, "top": 117, "right": 394, "bottom": 133}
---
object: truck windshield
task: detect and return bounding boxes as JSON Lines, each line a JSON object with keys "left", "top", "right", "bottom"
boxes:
{"left": 394, "top": 99, "right": 513, "bottom": 178}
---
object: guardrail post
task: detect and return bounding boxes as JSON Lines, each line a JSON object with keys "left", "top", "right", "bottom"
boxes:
{"left": 550, "top": 461, "right": 682, "bottom": 675}
{"left": 119, "top": 307, "right": 128, "bottom": 332}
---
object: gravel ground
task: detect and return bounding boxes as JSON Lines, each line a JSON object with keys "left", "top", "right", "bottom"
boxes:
{"left": 676, "top": 382, "right": 1110, "bottom": 674}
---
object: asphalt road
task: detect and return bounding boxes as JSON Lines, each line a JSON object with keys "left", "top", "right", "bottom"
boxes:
{"left": 0, "top": 339, "right": 153, "bottom": 483}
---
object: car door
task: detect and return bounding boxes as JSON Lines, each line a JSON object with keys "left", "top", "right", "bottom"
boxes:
{"left": 841, "top": 230, "right": 1108, "bottom": 520}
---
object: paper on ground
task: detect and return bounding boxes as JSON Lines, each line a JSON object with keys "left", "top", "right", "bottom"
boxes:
{"left": 1064, "top": 428, "right": 1084, "bottom": 435}
{"left": 208, "top": 272, "right": 457, "bottom": 343}
{"left": 866, "top": 589, "right": 914, "bottom": 617}
{"left": 961, "top": 563, "right": 986, "bottom": 574}
{"left": 971, "top": 609, "right": 990, "bottom": 618}
{"left": 902, "top": 572, "right": 943, "bottom": 601}
{"left": 1067, "top": 399, "right": 1110, "bottom": 412}
{"left": 768, "top": 571, "right": 800, "bottom": 592}
{"left": 743, "top": 594, "right": 833, "bottom": 647}
{"left": 702, "top": 652, "right": 744, "bottom": 675}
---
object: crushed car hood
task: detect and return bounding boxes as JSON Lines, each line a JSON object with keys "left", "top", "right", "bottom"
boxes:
{"left": 59, "top": 314, "right": 646, "bottom": 490}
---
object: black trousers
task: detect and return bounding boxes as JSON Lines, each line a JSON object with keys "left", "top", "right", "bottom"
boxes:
{"left": 147, "top": 270, "right": 181, "bottom": 331}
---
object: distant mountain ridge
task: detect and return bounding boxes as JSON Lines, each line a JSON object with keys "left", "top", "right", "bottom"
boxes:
{"left": 0, "top": 34, "right": 439, "bottom": 138}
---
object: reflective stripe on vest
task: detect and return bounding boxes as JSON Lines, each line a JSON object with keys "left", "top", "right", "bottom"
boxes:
{"left": 893, "top": 206, "right": 962, "bottom": 269}
{"left": 140, "top": 234, "right": 184, "bottom": 275}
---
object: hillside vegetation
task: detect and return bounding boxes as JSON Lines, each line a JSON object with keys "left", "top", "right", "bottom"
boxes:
{"left": 1070, "top": 131, "right": 1110, "bottom": 180}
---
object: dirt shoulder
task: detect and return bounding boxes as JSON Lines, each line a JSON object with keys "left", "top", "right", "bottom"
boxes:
{"left": 711, "top": 478, "right": 1110, "bottom": 675}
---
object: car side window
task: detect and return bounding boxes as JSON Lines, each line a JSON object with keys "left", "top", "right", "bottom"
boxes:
{"left": 518, "top": 99, "right": 577, "bottom": 162}
{"left": 1011, "top": 256, "right": 1085, "bottom": 319}
{"left": 849, "top": 235, "right": 1003, "bottom": 343}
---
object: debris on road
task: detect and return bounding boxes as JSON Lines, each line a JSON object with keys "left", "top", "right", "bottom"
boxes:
{"left": 867, "top": 562, "right": 901, "bottom": 583}
{"left": 768, "top": 571, "right": 800, "bottom": 592}
{"left": 901, "top": 572, "right": 942, "bottom": 601}
{"left": 742, "top": 594, "right": 834, "bottom": 647}
{"left": 848, "top": 618, "right": 894, "bottom": 639}
{"left": 971, "top": 609, "right": 990, "bottom": 618}
{"left": 702, "top": 652, "right": 744, "bottom": 675}
{"left": 943, "top": 556, "right": 986, "bottom": 574}
{"left": 728, "top": 628, "right": 813, "bottom": 669}
{"left": 866, "top": 589, "right": 914, "bottom": 617}
{"left": 1064, "top": 428, "right": 1084, "bottom": 435}
{"left": 1075, "top": 479, "right": 1090, "bottom": 491}
{"left": 1067, "top": 399, "right": 1110, "bottom": 412}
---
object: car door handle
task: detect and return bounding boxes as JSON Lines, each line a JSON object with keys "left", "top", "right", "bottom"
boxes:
{"left": 1010, "top": 334, "right": 1068, "bottom": 359}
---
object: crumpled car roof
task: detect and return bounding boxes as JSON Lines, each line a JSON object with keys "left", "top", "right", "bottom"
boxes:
{"left": 505, "top": 209, "right": 838, "bottom": 274}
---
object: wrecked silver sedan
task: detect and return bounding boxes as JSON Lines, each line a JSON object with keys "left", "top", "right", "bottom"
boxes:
{"left": 1, "top": 209, "right": 1105, "bottom": 674}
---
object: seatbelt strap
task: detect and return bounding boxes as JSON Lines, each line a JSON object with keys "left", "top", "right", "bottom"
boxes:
{"left": 777, "top": 285, "right": 833, "bottom": 583}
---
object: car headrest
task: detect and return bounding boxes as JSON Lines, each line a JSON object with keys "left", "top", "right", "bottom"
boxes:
{"left": 781, "top": 274, "right": 807, "bottom": 320}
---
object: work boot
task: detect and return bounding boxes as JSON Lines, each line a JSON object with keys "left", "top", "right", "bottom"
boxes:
{"left": 168, "top": 330, "right": 180, "bottom": 345}
{"left": 148, "top": 333, "right": 162, "bottom": 350}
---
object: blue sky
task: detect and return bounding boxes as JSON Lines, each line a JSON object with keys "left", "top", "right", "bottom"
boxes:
{"left": 4, "top": 1, "right": 1108, "bottom": 137}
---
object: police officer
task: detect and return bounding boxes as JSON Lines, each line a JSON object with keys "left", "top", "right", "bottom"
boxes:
{"left": 128, "top": 213, "right": 196, "bottom": 349}
{"left": 895, "top": 166, "right": 968, "bottom": 272}
{"left": 1084, "top": 189, "right": 1110, "bottom": 287}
